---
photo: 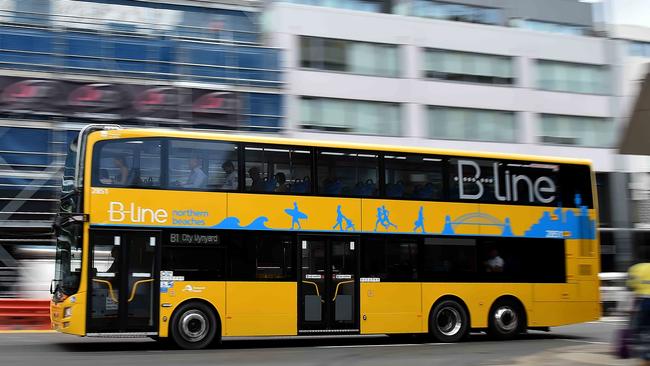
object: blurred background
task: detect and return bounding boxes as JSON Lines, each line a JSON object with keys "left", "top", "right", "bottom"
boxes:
{"left": 0, "top": 0, "right": 648, "bottom": 300}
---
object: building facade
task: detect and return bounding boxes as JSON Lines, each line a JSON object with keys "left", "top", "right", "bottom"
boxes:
{"left": 0, "top": 0, "right": 283, "bottom": 296}
{"left": 262, "top": 0, "right": 649, "bottom": 271}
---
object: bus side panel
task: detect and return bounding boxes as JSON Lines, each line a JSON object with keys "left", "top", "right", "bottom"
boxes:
{"left": 360, "top": 282, "right": 423, "bottom": 334}
{"left": 158, "top": 281, "right": 226, "bottom": 338}
{"left": 224, "top": 282, "right": 296, "bottom": 336}
{"left": 420, "top": 283, "right": 533, "bottom": 329}
{"left": 529, "top": 301, "right": 600, "bottom": 327}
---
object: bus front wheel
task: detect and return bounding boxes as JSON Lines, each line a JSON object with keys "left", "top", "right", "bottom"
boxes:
{"left": 487, "top": 299, "right": 524, "bottom": 340}
{"left": 169, "top": 302, "right": 219, "bottom": 350}
{"left": 429, "top": 299, "right": 469, "bottom": 342}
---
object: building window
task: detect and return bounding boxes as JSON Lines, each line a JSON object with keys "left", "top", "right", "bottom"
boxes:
{"left": 427, "top": 107, "right": 516, "bottom": 142}
{"left": 539, "top": 114, "right": 612, "bottom": 147}
{"left": 399, "top": 1, "right": 501, "bottom": 25}
{"left": 630, "top": 41, "right": 650, "bottom": 57}
{"left": 300, "top": 97, "right": 401, "bottom": 136}
{"left": 283, "top": 0, "right": 382, "bottom": 13}
{"left": 424, "top": 49, "right": 514, "bottom": 85}
{"left": 537, "top": 60, "right": 609, "bottom": 95}
{"left": 300, "top": 36, "right": 399, "bottom": 77}
{"left": 515, "top": 19, "right": 586, "bottom": 36}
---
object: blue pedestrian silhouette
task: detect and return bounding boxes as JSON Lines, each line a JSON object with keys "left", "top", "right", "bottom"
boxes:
{"left": 413, "top": 206, "right": 426, "bottom": 233}
{"left": 333, "top": 205, "right": 355, "bottom": 231}
{"left": 284, "top": 202, "right": 308, "bottom": 230}
{"left": 374, "top": 205, "right": 397, "bottom": 231}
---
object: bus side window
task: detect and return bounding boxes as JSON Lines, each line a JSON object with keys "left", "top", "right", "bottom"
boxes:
{"left": 384, "top": 154, "right": 443, "bottom": 199}
{"left": 168, "top": 139, "right": 239, "bottom": 191}
{"left": 244, "top": 145, "right": 312, "bottom": 194}
{"left": 317, "top": 149, "right": 378, "bottom": 197}
{"left": 93, "top": 139, "right": 161, "bottom": 188}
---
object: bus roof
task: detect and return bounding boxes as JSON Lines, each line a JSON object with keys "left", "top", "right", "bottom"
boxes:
{"left": 91, "top": 127, "right": 593, "bottom": 166}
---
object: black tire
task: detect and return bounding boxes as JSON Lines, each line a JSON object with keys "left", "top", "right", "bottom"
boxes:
{"left": 429, "top": 299, "right": 469, "bottom": 342}
{"left": 169, "top": 302, "right": 219, "bottom": 350}
{"left": 487, "top": 299, "right": 524, "bottom": 340}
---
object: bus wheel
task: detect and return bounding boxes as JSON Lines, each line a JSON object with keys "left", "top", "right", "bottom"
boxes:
{"left": 429, "top": 299, "right": 468, "bottom": 342}
{"left": 170, "top": 302, "right": 219, "bottom": 350}
{"left": 488, "top": 299, "right": 524, "bottom": 340}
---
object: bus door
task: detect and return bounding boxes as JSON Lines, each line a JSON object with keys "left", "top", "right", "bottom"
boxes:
{"left": 87, "top": 229, "right": 159, "bottom": 334}
{"left": 298, "top": 235, "right": 359, "bottom": 333}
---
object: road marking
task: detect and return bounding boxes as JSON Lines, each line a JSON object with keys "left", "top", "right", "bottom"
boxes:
{"left": 564, "top": 339, "right": 609, "bottom": 345}
{"left": 0, "top": 330, "right": 56, "bottom": 334}
{"left": 317, "top": 343, "right": 456, "bottom": 349}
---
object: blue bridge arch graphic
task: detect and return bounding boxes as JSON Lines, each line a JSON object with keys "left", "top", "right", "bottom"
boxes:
{"left": 441, "top": 212, "right": 513, "bottom": 236}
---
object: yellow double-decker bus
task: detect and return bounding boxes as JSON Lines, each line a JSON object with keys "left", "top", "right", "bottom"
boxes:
{"left": 50, "top": 125, "right": 600, "bottom": 349}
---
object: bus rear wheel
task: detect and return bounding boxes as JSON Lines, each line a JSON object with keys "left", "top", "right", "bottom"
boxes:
{"left": 170, "top": 302, "right": 219, "bottom": 350}
{"left": 488, "top": 299, "right": 524, "bottom": 340}
{"left": 429, "top": 299, "right": 468, "bottom": 343}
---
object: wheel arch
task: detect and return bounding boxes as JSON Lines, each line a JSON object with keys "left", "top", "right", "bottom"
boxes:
{"left": 488, "top": 295, "right": 528, "bottom": 330}
{"left": 427, "top": 294, "right": 472, "bottom": 333}
{"left": 164, "top": 298, "right": 223, "bottom": 338}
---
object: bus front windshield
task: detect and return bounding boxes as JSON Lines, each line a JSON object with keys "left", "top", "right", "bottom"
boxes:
{"left": 54, "top": 224, "right": 82, "bottom": 298}
{"left": 53, "top": 137, "right": 83, "bottom": 300}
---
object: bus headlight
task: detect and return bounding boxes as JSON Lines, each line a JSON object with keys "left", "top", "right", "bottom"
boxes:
{"left": 63, "top": 307, "right": 72, "bottom": 318}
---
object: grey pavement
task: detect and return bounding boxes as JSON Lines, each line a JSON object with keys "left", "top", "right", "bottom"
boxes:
{"left": 0, "top": 319, "right": 637, "bottom": 366}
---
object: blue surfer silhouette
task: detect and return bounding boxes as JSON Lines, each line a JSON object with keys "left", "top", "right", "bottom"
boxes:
{"left": 285, "top": 202, "right": 307, "bottom": 230}
{"left": 333, "top": 205, "right": 355, "bottom": 231}
{"left": 413, "top": 206, "right": 425, "bottom": 233}
{"left": 374, "top": 205, "right": 397, "bottom": 231}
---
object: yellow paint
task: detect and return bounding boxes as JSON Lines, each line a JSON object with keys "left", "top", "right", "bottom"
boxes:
{"left": 158, "top": 281, "right": 226, "bottom": 338}
{"left": 52, "top": 128, "right": 601, "bottom": 339}
{"left": 224, "top": 282, "right": 296, "bottom": 336}
{"left": 361, "top": 283, "right": 423, "bottom": 334}
{"left": 50, "top": 291, "right": 86, "bottom": 336}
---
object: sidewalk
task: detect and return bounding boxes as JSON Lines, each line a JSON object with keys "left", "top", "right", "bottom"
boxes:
{"left": 508, "top": 344, "right": 637, "bottom": 366}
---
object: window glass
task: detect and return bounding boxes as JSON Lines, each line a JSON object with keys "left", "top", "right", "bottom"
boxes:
{"left": 420, "top": 237, "right": 477, "bottom": 281}
{"left": 300, "top": 36, "right": 399, "bottom": 77}
{"left": 228, "top": 233, "right": 296, "bottom": 281}
{"left": 537, "top": 60, "right": 609, "bottom": 94}
{"left": 448, "top": 158, "right": 559, "bottom": 205}
{"left": 428, "top": 107, "right": 516, "bottom": 142}
{"left": 162, "top": 230, "right": 226, "bottom": 280}
{"left": 519, "top": 19, "right": 586, "bottom": 36}
{"left": 245, "top": 145, "right": 312, "bottom": 194}
{"left": 300, "top": 97, "right": 401, "bottom": 136}
{"left": 559, "top": 164, "right": 593, "bottom": 208}
{"left": 424, "top": 49, "right": 514, "bottom": 85}
{"left": 408, "top": 1, "right": 501, "bottom": 25}
{"left": 361, "top": 237, "right": 418, "bottom": 281}
{"left": 384, "top": 154, "right": 443, "bottom": 199}
{"left": 539, "top": 114, "right": 612, "bottom": 147}
{"left": 317, "top": 149, "right": 378, "bottom": 197}
{"left": 93, "top": 139, "right": 161, "bottom": 188}
{"left": 168, "top": 139, "right": 239, "bottom": 191}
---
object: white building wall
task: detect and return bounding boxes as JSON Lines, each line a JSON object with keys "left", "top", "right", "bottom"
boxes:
{"left": 266, "top": 3, "right": 619, "bottom": 172}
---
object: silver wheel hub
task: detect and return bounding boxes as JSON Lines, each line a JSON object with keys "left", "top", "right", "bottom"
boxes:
{"left": 436, "top": 306, "right": 462, "bottom": 336}
{"left": 180, "top": 310, "right": 209, "bottom": 342}
{"left": 494, "top": 307, "right": 518, "bottom": 332}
